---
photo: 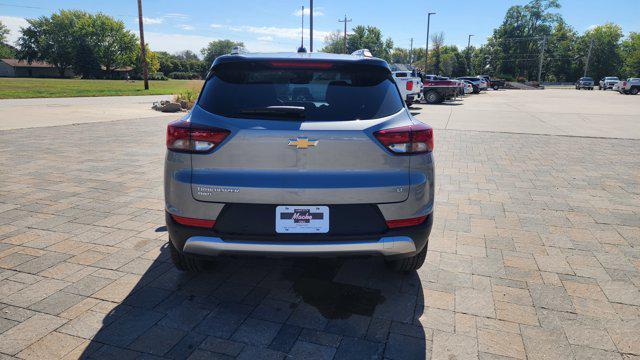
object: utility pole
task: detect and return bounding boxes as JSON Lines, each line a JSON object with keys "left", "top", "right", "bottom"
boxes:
{"left": 137, "top": 0, "right": 148, "bottom": 90}
{"left": 309, "top": 0, "right": 313, "bottom": 52}
{"left": 300, "top": 6, "right": 304, "bottom": 50}
{"left": 338, "top": 15, "right": 352, "bottom": 54}
{"left": 409, "top": 38, "right": 413, "bottom": 63}
{"left": 467, "top": 34, "right": 474, "bottom": 75}
{"left": 424, "top": 12, "right": 435, "bottom": 72}
{"left": 537, "top": 36, "right": 546, "bottom": 83}
{"left": 584, "top": 38, "right": 594, "bottom": 77}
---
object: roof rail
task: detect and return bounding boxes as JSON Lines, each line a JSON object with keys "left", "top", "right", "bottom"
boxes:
{"left": 230, "top": 46, "right": 247, "bottom": 55}
{"left": 351, "top": 49, "right": 372, "bottom": 57}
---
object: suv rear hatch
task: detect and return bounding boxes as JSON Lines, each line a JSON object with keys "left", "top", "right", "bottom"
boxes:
{"left": 188, "top": 59, "right": 411, "bottom": 205}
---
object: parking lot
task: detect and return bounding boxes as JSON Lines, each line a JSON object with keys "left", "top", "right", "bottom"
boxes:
{"left": 1, "top": 89, "right": 639, "bottom": 359}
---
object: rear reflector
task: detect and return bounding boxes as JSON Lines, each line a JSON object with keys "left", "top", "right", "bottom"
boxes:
{"left": 167, "top": 119, "right": 230, "bottom": 153}
{"left": 171, "top": 215, "right": 216, "bottom": 228}
{"left": 386, "top": 216, "right": 427, "bottom": 229}
{"left": 374, "top": 123, "right": 434, "bottom": 154}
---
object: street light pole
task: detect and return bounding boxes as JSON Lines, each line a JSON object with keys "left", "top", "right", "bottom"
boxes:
{"left": 298, "top": 6, "right": 305, "bottom": 51}
{"left": 309, "top": 0, "right": 313, "bottom": 52}
{"left": 137, "top": 0, "right": 148, "bottom": 90}
{"left": 467, "top": 34, "right": 474, "bottom": 75}
{"left": 424, "top": 12, "right": 435, "bottom": 72}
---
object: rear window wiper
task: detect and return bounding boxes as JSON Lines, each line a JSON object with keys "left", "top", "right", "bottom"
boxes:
{"left": 238, "top": 106, "right": 305, "bottom": 118}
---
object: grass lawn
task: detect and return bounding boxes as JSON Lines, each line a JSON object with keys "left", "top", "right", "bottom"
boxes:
{"left": 0, "top": 77, "right": 204, "bottom": 99}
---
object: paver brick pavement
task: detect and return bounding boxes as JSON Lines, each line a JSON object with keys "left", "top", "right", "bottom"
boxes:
{"left": 0, "top": 116, "right": 639, "bottom": 359}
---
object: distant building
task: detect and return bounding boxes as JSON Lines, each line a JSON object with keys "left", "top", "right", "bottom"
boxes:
{"left": 100, "top": 65, "right": 133, "bottom": 80}
{"left": 0, "top": 59, "right": 74, "bottom": 78}
{"left": 0, "top": 59, "right": 133, "bottom": 79}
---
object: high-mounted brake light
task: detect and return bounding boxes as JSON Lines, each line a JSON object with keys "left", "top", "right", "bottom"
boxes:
{"left": 269, "top": 61, "right": 334, "bottom": 69}
{"left": 374, "top": 123, "right": 434, "bottom": 154}
{"left": 406, "top": 81, "right": 413, "bottom": 91}
{"left": 386, "top": 216, "right": 427, "bottom": 229}
{"left": 171, "top": 214, "right": 216, "bottom": 228}
{"left": 167, "top": 120, "right": 230, "bottom": 153}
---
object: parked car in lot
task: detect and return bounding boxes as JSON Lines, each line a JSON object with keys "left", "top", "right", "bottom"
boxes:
{"left": 599, "top": 77, "right": 619, "bottom": 90}
{"left": 575, "top": 77, "right": 594, "bottom": 90}
{"left": 457, "top": 77, "right": 483, "bottom": 94}
{"left": 478, "top": 75, "right": 506, "bottom": 90}
{"left": 462, "top": 81, "right": 473, "bottom": 94}
{"left": 165, "top": 49, "right": 435, "bottom": 272}
{"left": 392, "top": 70, "right": 422, "bottom": 106}
{"left": 612, "top": 82, "right": 622, "bottom": 92}
{"left": 421, "top": 74, "right": 460, "bottom": 104}
{"left": 619, "top": 78, "right": 640, "bottom": 95}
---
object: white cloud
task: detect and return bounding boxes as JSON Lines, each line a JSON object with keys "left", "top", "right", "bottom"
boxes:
{"left": 293, "top": 8, "right": 324, "bottom": 17}
{"left": 142, "top": 17, "right": 164, "bottom": 25}
{"left": 178, "top": 24, "right": 195, "bottom": 31}
{"left": 165, "top": 13, "right": 189, "bottom": 20}
{"left": 213, "top": 24, "right": 330, "bottom": 41}
{"left": 144, "top": 31, "right": 211, "bottom": 54}
{"left": 0, "top": 15, "right": 29, "bottom": 45}
{"left": 257, "top": 36, "right": 274, "bottom": 41}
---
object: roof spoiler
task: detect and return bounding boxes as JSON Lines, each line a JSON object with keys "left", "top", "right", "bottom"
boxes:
{"left": 351, "top": 49, "right": 373, "bottom": 58}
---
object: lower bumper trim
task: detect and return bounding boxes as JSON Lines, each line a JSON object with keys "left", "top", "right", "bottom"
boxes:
{"left": 183, "top": 236, "right": 417, "bottom": 256}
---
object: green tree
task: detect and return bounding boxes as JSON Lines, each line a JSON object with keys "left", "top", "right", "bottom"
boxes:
{"left": 201, "top": 40, "right": 244, "bottom": 65}
{"left": 346, "top": 26, "right": 393, "bottom": 61}
{"left": 486, "top": 0, "right": 561, "bottom": 80}
{"left": 390, "top": 48, "right": 410, "bottom": 64}
{"left": 175, "top": 50, "right": 199, "bottom": 61}
{"left": 0, "top": 20, "right": 16, "bottom": 58}
{"left": 429, "top": 32, "right": 445, "bottom": 74}
{"left": 620, "top": 32, "right": 640, "bottom": 78}
{"left": 0, "top": 20, "right": 9, "bottom": 44}
{"left": 321, "top": 31, "right": 344, "bottom": 54}
{"left": 133, "top": 44, "right": 159, "bottom": 78}
{"left": 90, "top": 13, "right": 137, "bottom": 76}
{"left": 546, "top": 19, "right": 579, "bottom": 81}
{"left": 17, "top": 10, "right": 91, "bottom": 77}
{"left": 577, "top": 23, "right": 623, "bottom": 80}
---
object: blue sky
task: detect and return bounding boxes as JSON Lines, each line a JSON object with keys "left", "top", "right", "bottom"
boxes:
{"left": 1, "top": 0, "right": 639, "bottom": 56}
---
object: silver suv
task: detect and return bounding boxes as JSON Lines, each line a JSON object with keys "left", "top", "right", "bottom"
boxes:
{"left": 164, "top": 51, "right": 435, "bottom": 272}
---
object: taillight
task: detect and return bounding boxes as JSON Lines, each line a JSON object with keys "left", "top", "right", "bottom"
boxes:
{"left": 171, "top": 214, "right": 216, "bottom": 228}
{"left": 406, "top": 81, "right": 413, "bottom": 91}
{"left": 167, "top": 119, "right": 230, "bottom": 153}
{"left": 373, "top": 123, "right": 434, "bottom": 154}
{"left": 386, "top": 215, "right": 427, "bottom": 229}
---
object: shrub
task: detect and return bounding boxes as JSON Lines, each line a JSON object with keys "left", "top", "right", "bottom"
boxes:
{"left": 174, "top": 88, "right": 199, "bottom": 109}
{"left": 168, "top": 72, "right": 201, "bottom": 80}
{"left": 148, "top": 72, "right": 167, "bottom": 80}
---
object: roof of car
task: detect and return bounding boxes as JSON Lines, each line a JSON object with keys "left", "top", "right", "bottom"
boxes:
{"left": 211, "top": 52, "right": 390, "bottom": 68}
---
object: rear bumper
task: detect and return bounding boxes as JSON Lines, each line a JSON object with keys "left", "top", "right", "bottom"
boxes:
{"left": 167, "top": 211, "right": 432, "bottom": 259}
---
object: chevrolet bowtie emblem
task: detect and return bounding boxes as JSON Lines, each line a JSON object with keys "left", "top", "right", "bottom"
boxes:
{"left": 288, "top": 137, "right": 318, "bottom": 149}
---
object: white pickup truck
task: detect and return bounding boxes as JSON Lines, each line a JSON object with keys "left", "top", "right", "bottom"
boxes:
{"left": 392, "top": 71, "right": 422, "bottom": 106}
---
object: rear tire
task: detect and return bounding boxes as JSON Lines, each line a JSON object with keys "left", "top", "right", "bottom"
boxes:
{"left": 631, "top": 88, "right": 639, "bottom": 95}
{"left": 492, "top": 85, "right": 499, "bottom": 90}
{"left": 169, "top": 240, "right": 204, "bottom": 272}
{"left": 424, "top": 91, "right": 442, "bottom": 104}
{"left": 386, "top": 245, "right": 427, "bottom": 272}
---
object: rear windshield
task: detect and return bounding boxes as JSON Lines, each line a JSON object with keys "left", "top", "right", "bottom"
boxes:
{"left": 582, "top": 77, "right": 593, "bottom": 81}
{"left": 198, "top": 61, "right": 404, "bottom": 121}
